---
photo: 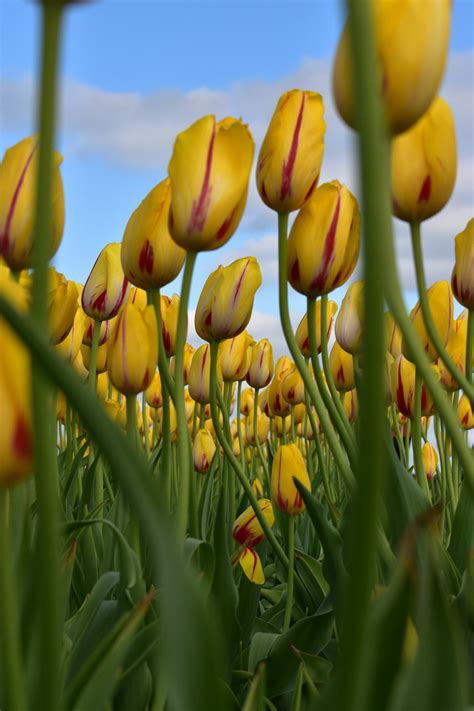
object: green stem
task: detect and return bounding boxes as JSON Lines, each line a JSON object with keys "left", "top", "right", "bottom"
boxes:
{"left": 236, "top": 381, "right": 246, "bottom": 473}
{"left": 142, "top": 391, "right": 150, "bottom": 457}
{"left": 29, "top": 5, "right": 64, "bottom": 709}
{"left": 88, "top": 319, "right": 100, "bottom": 392}
{"left": 283, "top": 515, "right": 295, "bottom": 633}
{"left": 277, "top": 213, "right": 354, "bottom": 490}
{"left": 307, "top": 297, "right": 357, "bottom": 466}
{"left": 174, "top": 252, "right": 197, "bottom": 539}
{"left": 148, "top": 288, "right": 176, "bottom": 405}
{"left": 0, "top": 490, "right": 27, "bottom": 711}
{"left": 413, "top": 371, "right": 431, "bottom": 499}
{"left": 126, "top": 394, "right": 138, "bottom": 450}
{"left": 410, "top": 221, "right": 474, "bottom": 401}
{"left": 253, "top": 388, "right": 269, "bottom": 477}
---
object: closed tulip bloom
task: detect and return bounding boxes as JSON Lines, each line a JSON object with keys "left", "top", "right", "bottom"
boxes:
{"left": 268, "top": 374, "right": 291, "bottom": 418}
{"left": 281, "top": 364, "right": 305, "bottom": 405}
{"left": 274, "top": 415, "right": 291, "bottom": 438}
{"left": 168, "top": 116, "right": 254, "bottom": 251}
{"left": 329, "top": 341, "right": 355, "bottom": 392}
{"left": 121, "top": 178, "right": 186, "bottom": 289}
{"left": 256, "top": 90, "right": 326, "bottom": 213}
{"left": 0, "top": 275, "right": 33, "bottom": 485}
{"left": 391, "top": 355, "right": 440, "bottom": 418}
{"left": 188, "top": 343, "right": 222, "bottom": 404}
{"left": 145, "top": 372, "right": 162, "bottom": 408}
{"left": 0, "top": 136, "right": 65, "bottom": 270}
{"left": 343, "top": 389, "right": 359, "bottom": 423}
{"left": 245, "top": 407, "right": 270, "bottom": 446}
{"left": 335, "top": 280, "right": 364, "bottom": 355}
{"left": 195, "top": 257, "right": 262, "bottom": 342}
{"left": 391, "top": 97, "right": 456, "bottom": 223}
{"left": 458, "top": 394, "right": 474, "bottom": 430}
{"left": 402, "top": 281, "right": 453, "bottom": 362}
{"left": 385, "top": 312, "right": 402, "bottom": 359}
{"left": 192, "top": 428, "right": 216, "bottom": 473}
{"left": 422, "top": 442, "right": 438, "bottom": 481}
{"left": 82, "top": 315, "right": 113, "bottom": 346}
{"left": 232, "top": 498, "right": 275, "bottom": 547}
{"left": 333, "top": 1, "right": 451, "bottom": 135}
{"left": 451, "top": 218, "right": 474, "bottom": 310}
{"left": 240, "top": 387, "right": 255, "bottom": 416}
{"left": 247, "top": 338, "right": 274, "bottom": 389}
{"left": 295, "top": 299, "right": 338, "bottom": 357}
{"left": 169, "top": 343, "right": 195, "bottom": 385}
{"left": 288, "top": 181, "right": 360, "bottom": 297}
{"left": 55, "top": 306, "right": 87, "bottom": 363}
{"left": 160, "top": 294, "right": 182, "bottom": 357}
{"left": 102, "top": 399, "right": 121, "bottom": 425}
{"left": 293, "top": 403, "right": 307, "bottom": 425}
{"left": 47, "top": 269, "right": 79, "bottom": 345}
{"left": 271, "top": 444, "right": 310, "bottom": 515}
{"left": 238, "top": 547, "right": 265, "bottom": 585}
{"left": 107, "top": 303, "right": 158, "bottom": 395}
{"left": 438, "top": 319, "right": 467, "bottom": 392}
{"left": 219, "top": 330, "right": 252, "bottom": 383}
{"left": 184, "top": 389, "right": 195, "bottom": 423}
{"left": 258, "top": 387, "right": 270, "bottom": 417}
{"left": 81, "top": 341, "right": 108, "bottom": 374}
{"left": 252, "top": 478, "right": 264, "bottom": 498}
{"left": 82, "top": 243, "right": 130, "bottom": 321}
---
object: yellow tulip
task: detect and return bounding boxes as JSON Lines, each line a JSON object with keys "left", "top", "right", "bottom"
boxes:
{"left": 240, "top": 387, "right": 255, "bottom": 416}
{"left": 0, "top": 136, "right": 65, "bottom": 270}
{"left": 245, "top": 407, "right": 270, "bottom": 446}
{"left": 271, "top": 444, "right": 310, "bottom": 515}
{"left": 246, "top": 338, "right": 274, "bottom": 389}
{"left": 55, "top": 306, "right": 87, "bottom": 364}
{"left": 107, "top": 303, "right": 158, "bottom": 395}
{"left": 257, "top": 90, "right": 325, "bottom": 213}
{"left": 421, "top": 442, "right": 438, "bottom": 481}
{"left": 188, "top": 343, "right": 222, "bottom": 404}
{"left": 385, "top": 312, "right": 402, "bottom": 359}
{"left": 237, "top": 547, "right": 265, "bottom": 585}
{"left": 391, "top": 97, "right": 456, "bottom": 223}
{"left": 0, "top": 273, "right": 33, "bottom": 485}
{"left": 402, "top": 281, "right": 453, "bottom": 362}
{"left": 268, "top": 369, "right": 292, "bottom": 418}
{"left": 295, "top": 299, "right": 338, "bottom": 357}
{"left": 343, "top": 389, "right": 359, "bottom": 423}
{"left": 258, "top": 387, "right": 270, "bottom": 417}
{"left": 451, "top": 218, "right": 474, "bottom": 310}
{"left": 273, "top": 415, "right": 291, "bottom": 438}
{"left": 333, "top": 1, "right": 451, "bottom": 135}
{"left": 82, "top": 243, "right": 131, "bottom": 321}
{"left": 127, "top": 286, "right": 148, "bottom": 311}
{"left": 192, "top": 428, "right": 216, "bottom": 473}
{"left": 458, "top": 394, "right": 474, "bottom": 430}
{"left": 169, "top": 343, "right": 195, "bottom": 385}
{"left": 219, "top": 330, "right": 252, "bottom": 383}
{"left": 335, "top": 280, "right": 364, "bottom": 355}
{"left": 56, "top": 391, "right": 67, "bottom": 425}
{"left": 288, "top": 181, "right": 360, "bottom": 297}
{"left": 390, "top": 354, "right": 440, "bottom": 419}
{"left": 438, "top": 319, "right": 467, "bottom": 392}
{"left": 329, "top": 341, "right": 355, "bottom": 392}
{"left": 232, "top": 498, "right": 275, "bottom": 547}
{"left": 281, "top": 364, "right": 305, "bottom": 406}
{"left": 121, "top": 177, "right": 186, "bottom": 289}
{"left": 81, "top": 341, "right": 108, "bottom": 374}
{"left": 102, "top": 398, "right": 121, "bottom": 425}
{"left": 195, "top": 257, "right": 261, "bottom": 342}
{"left": 168, "top": 115, "right": 254, "bottom": 251}
{"left": 252, "top": 478, "right": 264, "bottom": 498}
{"left": 47, "top": 268, "right": 79, "bottom": 345}
{"left": 96, "top": 372, "right": 109, "bottom": 401}
{"left": 160, "top": 294, "right": 182, "bottom": 357}
{"left": 82, "top": 315, "right": 113, "bottom": 346}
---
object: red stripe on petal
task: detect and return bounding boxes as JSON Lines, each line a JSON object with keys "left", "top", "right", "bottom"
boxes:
{"left": 280, "top": 93, "right": 306, "bottom": 201}
{"left": 417, "top": 175, "right": 431, "bottom": 203}
{"left": 310, "top": 192, "right": 341, "bottom": 293}
{"left": 189, "top": 120, "right": 216, "bottom": 233}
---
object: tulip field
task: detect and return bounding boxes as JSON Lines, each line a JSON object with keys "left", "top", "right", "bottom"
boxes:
{"left": 0, "top": 2, "right": 473, "bottom": 710}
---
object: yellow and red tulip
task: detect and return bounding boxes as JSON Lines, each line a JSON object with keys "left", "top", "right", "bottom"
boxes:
{"left": 192, "top": 428, "right": 216, "bottom": 473}
{"left": 246, "top": 338, "right": 274, "bottom": 389}
{"left": 82, "top": 243, "right": 130, "bottom": 321}
{"left": 271, "top": 443, "right": 311, "bottom": 515}
{"left": 295, "top": 299, "right": 338, "bottom": 357}
{"left": 188, "top": 343, "right": 222, "bottom": 404}
{"left": 160, "top": 294, "right": 182, "bottom": 358}
{"left": 451, "top": 218, "right": 474, "bottom": 310}
{"left": 458, "top": 394, "right": 474, "bottom": 430}
{"left": 421, "top": 441, "right": 438, "bottom": 481}
{"left": 219, "top": 330, "right": 253, "bottom": 383}
{"left": 335, "top": 280, "right": 364, "bottom": 355}
{"left": 329, "top": 341, "right": 355, "bottom": 392}
{"left": 391, "top": 354, "right": 440, "bottom": 419}
{"left": 232, "top": 498, "right": 275, "bottom": 548}
{"left": 402, "top": 281, "right": 453, "bottom": 362}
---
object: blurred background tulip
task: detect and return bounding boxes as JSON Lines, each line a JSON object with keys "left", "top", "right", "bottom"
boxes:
{"left": 295, "top": 299, "right": 337, "bottom": 357}
{"left": 335, "top": 280, "right": 364, "bottom": 355}
{"left": 192, "top": 428, "right": 216, "bottom": 473}
{"left": 271, "top": 444, "right": 310, "bottom": 515}
{"left": 402, "top": 281, "right": 453, "bottom": 362}
{"left": 451, "top": 218, "right": 474, "bottom": 310}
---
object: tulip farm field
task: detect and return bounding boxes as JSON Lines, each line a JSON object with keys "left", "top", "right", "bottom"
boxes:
{"left": 0, "top": 1, "right": 473, "bottom": 710}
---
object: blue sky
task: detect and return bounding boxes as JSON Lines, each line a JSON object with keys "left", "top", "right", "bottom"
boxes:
{"left": 1, "top": 0, "right": 473, "bottom": 351}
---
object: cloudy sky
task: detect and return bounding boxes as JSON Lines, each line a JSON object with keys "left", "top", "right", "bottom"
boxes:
{"left": 1, "top": 0, "right": 473, "bottom": 354}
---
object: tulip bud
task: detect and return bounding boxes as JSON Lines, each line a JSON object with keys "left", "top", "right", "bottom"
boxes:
{"left": 281, "top": 364, "right": 305, "bottom": 405}
{"left": 268, "top": 375, "right": 291, "bottom": 418}
{"left": 193, "top": 428, "right": 216, "bottom": 473}
{"left": 47, "top": 269, "right": 79, "bottom": 345}
{"left": 232, "top": 498, "right": 275, "bottom": 547}
{"left": 0, "top": 136, "right": 65, "bottom": 270}
{"left": 402, "top": 281, "right": 453, "bottom": 362}
{"left": 458, "top": 393, "right": 474, "bottom": 430}
{"left": 391, "top": 97, "right": 456, "bottom": 222}
{"left": 258, "top": 387, "right": 270, "bottom": 417}
{"left": 246, "top": 338, "right": 274, "bottom": 389}
{"left": 271, "top": 444, "right": 310, "bottom": 515}
{"left": 169, "top": 343, "right": 195, "bottom": 385}
{"left": 438, "top": 319, "right": 467, "bottom": 392}
{"left": 422, "top": 442, "right": 438, "bottom": 481}
{"left": 451, "top": 218, "right": 474, "bottom": 310}
{"left": 168, "top": 116, "right": 254, "bottom": 251}
{"left": 391, "top": 355, "right": 440, "bottom": 419}
{"left": 295, "top": 299, "right": 338, "bottom": 357}
{"left": 219, "top": 330, "right": 252, "bottom": 383}
{"left": 257, "top": 90, "right": 325, "bottom": 213}
{"left": 0, "top": 273, "right": 33, "bottom": 485}
{"left": 81, "top": 341, "right": 108, "bottom": 374}
{"left": 55, "top": 306, "right": 87, "bottom": 363}
{"left": 107, "top": 304, "right": 158, "bottom": 395}
{"left": 328, "top": 341, "right": 354, "bottom": 392}
{"left": 385, "top": 312, "right": 402, "bottom": 359}
{"left": 121, "top": 178, "right": 186, "bottom": 289}
{"left": 82, "top": 243, "right": 131, "bottom": 321}
{"left": 343, "top": 389, "right": 359, "bottom": 423}
{"left": 252, "top": 478, "right": 264, "bottom": 498}
{"left": 333, "top": 1, "right": 451, "bottom": 135}
{"left": 188, "top": 343, "right": 222, "bottom": 404}
{"left": 145, "top": 372, "right": 162, "bottom": 408}
{"left": 160, "top": 294, "right": 182, "bottom": 357}
{"left": 195, "top": 257, "right": 261, "bottom": 342}
{"left": 288, "top": 181, "right": 360, "bottom": 297}
{"left": 245, "top": 407, "right": 270, "bottom": 446}
{"left": 240, "top": 387, "right": 255, "bottom": 416}
{"left": 335, "top": 280, "right": 364, "bottom": 355}
{"left": 274, "top": 415, "right": 291, "bottom": 438}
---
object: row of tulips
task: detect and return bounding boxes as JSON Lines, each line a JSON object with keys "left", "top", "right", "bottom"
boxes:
{"left": 0, "top": 1, "right": 472, "bottom": 710}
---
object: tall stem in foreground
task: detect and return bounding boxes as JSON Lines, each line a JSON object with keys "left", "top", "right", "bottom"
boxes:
{"left": 29, "top": 5, "right": 64, "bottom": 709}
